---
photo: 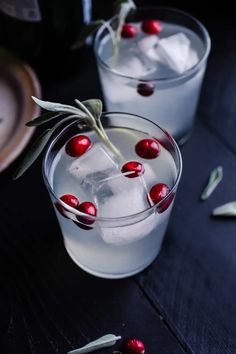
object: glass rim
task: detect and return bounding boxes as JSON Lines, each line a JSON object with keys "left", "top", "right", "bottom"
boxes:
{"left": 42, "top": 111, "right": 183, "bottom": 223}
{"left": 94, "top": 5, "right": 211, "bottom": 84}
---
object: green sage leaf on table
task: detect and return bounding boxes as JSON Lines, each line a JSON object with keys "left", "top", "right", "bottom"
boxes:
{"left": 67, "top": 334, "right": 121, "bottom": 354}
{"left": 200, "top": 166, "right": 223, "bottom": 200}
{"left": 212, "top": 201, "right": 236, "bottom": 217}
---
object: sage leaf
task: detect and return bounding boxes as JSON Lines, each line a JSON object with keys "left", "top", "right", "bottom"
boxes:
{"left": 72, "top": 20, "right": 105, "bottom": 50}
{"left": 32, "top": 96, "right": 85, "bottom": 116}
{"left": 200, "top": 166, "right": 223, "bottom": 200}
{"left": 13, "top": 129, "right": 53, "bottom": 179}
{"left": 112, "top": 0, "right": 136, "bottom": 65}
{"left": 26, "top": 112, "right": 62, "bottom": 127}
{"left": 212, "top": 201, "right": 236, "bottom": 217}
{"left": 13, "top": 97, "right": 121, "bottom": 179}
{"left": 81, "top": 99, "right": 103, "bottom": 121}
{"left": 67, "top": 334, "right": 121, "bottom": 354}
{"left": 113, "top": 0, "right": 136, "bottom": 12}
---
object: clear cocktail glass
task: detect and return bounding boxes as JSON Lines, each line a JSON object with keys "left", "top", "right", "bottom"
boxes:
{"left": 43, "top": 112, "right": 182, "bottom": 279}
{"left": 94, "top": 7, "right": 211, "bottom": 144}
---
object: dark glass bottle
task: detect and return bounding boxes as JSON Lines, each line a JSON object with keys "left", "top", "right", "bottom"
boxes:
{"left": 0, "top": 0, "right": 92, "bottom": 80}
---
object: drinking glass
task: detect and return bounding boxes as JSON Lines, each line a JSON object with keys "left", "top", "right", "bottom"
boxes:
{"left": 43, "top": 112, "right": 182, "bottom": 279}
{"left": 94, "top": 7, "right": 211, "bottom": 144}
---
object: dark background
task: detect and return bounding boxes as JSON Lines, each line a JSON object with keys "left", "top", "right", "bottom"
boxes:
{"left": 0, "top": 1, "right": 236, "bottom": 354}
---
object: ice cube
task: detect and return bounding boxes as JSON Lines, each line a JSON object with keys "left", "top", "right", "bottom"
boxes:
{"left": 114, "top": 56, "right": 145, "bottom": 77}
{"left": 114, "top": 54, "right": 156, "bottom": 78}
{"left": 93, "top": 171, "right": 160, "bottom": 245}
{"left": 144, "top": 33, "right": 199, "bottom": 74}
{"left": 137, "top": 35, "right": 159, "bottom": 56}
{"left": 69, "top": 143, "right": 119, "bottom": 197}
{"left": 95, "top": 175, "right": 149, "bottom": 218}
{"left": 184, "top": 46, "right": 199, "bottom": 70}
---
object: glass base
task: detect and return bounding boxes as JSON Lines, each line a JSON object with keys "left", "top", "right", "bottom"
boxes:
{"left": 65, "top": 243, "right": 160, "bottom": 279}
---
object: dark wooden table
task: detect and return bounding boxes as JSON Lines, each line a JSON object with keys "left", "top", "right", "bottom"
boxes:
{"left": 1, "top": 6, "right": 236, "bottom": 354}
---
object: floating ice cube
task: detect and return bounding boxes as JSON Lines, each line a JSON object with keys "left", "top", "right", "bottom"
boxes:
{"left": 143, "top": 33, "right": 199, "bottom": 74}
{"left": 137, "top": 35, "right": 159, "bottom": 56}
{"left": 114, "top": 56, "right": 145, "bottom": 77}
{"left": 114, "top": 54, "right": 156, "bottom": 78}
{"left": 93, "top": 171, "right": 160, "bottom": 245}
{"left": 69, "top": 143, "right": 119, "bottom": 197}
{"left": 95, "top": 175, "right": 149, "bottom": 217}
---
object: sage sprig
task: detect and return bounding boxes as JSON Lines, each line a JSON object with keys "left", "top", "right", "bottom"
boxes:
{"left": 67, "top": 334, "right": 121, "bottom": 354}
{"left": 13, "top": 97, "right": 121, "bottom": 180}
{"left": 111, "top": 0, "right": 136, "bottom": 65}
{"left": 72, "top": 0, "right": 136, "bottom": 64}
{"left": 212, "top": 201, "right": 236, "bottom": 217}
{"left": 200, "top": 166, "right": 223, "bottom": 201}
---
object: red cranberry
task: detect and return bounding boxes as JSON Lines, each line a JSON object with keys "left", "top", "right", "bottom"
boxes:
{"left": 56, "top": 194, "right": 79, "bottom": 218}
{"left": 121, "top": 23, "right": 138, "bottom": 38}
{"left": 137, "top": 82, "right": 154, "bottom": 97}
{"left": 158, "top": 192, "right": 175, "bottom": 213}
{"left": 149, "top": 183, "right": 170, "bottom": 204}
{"left": 135, "top": 139, "right": 160, "bottom": 159}
{"left": 76, "top": 201, "right": 97, "bottom": 225}
{"left": 148, "top": 183, "right": 173, "bottom": 213}
{"left": 121, "top": 161, "right": 145, "bottom": 178}
{"left": 60, "top": 194, "right": 79, "bottom": 208}
{"left": 122, "top": 338, "right": 145, "bottom": 354}
{"left": 65, "top": 135, "right": 91, "bottom": 157}
{"left": 141, "top": 19, "right": 162, "bottom": 35}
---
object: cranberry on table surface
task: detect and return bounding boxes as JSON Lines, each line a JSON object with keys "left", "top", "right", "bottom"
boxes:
{"left": 135, "top": 138, "right": 160, "bottom": 159}
{"left": 76, "top": 201, "right": 97, "bottom": 225}
{"left": 65, "top": 135, "right": 91, "bottom": 157}
{"left": 141, "top": 19, "right": 162, "bottom": 35}
{"left": 137, "top": 82, "right": 154, "bottom": 97}
{"left": 121, "top": 161, "right": 145, "bottom": 178}
{"left": 122, "top": 338, "right": 145, "bottom": 354}
{"left": 121, "top": 23, "right": 138, "bottom": 38}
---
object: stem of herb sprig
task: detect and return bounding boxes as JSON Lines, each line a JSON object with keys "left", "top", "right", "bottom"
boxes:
{"left": 75, "top": 99, "right": 122, "bottom": 158}
{"left": 93, "top": 124, "right": 122, "bottom": 158}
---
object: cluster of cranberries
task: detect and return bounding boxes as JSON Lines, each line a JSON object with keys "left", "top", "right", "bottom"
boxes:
{"left": 121, "top": 19, "right": 162, "bottom": 98}
{"left": 121, "top": 19, "right": 162, "bottom": 38}
{"left": 56, "top": 135, "right": 97, "bottom": 228}
{"left": 56, "top": 133, "right": 172, "bottom": 227}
